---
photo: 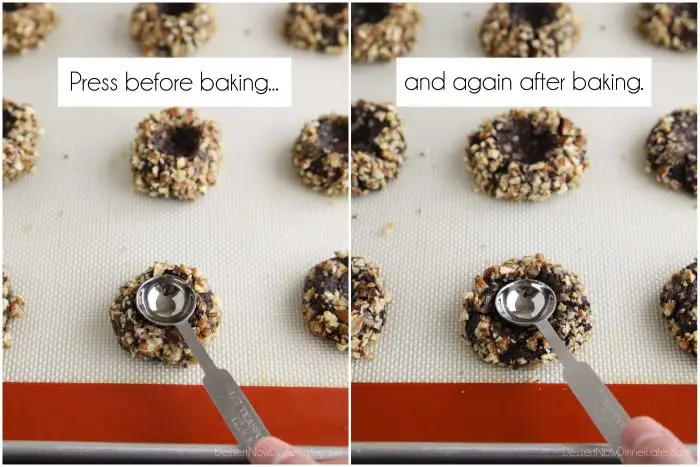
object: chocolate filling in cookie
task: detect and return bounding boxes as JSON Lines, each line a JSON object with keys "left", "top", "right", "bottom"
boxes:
{"left": 638, "top": 3, "right": 697, "bottom": 51}
{"left": 282, "top": 3, "right": 348, "bottom": 53}
{"left": 351, "top": 256, "right": 392, "bottom": 360}
{"left": 108, "top": 262, "right": 222, "bottom": 367}
{"left": 645, "top": 108, "right": 697, "bottom": 195}
{"left": 3, "top": 99, "right": 40, "bottom": 184}
{"left": 292, "top": 114, "right": 349, "bottom": 196}
{"left": 465, "top": 107, "right": 588, "bottom": 202}
{"left": 302, "top": 252, "right": 349, "bottom": 351}
{"left": 660, "top": 261, "right": 697, "bottom": 355}
{"left": 494, "top": 117, "right": 557, "bottom": 165}
{"left": 351, "top": 105, "right": 387, "bottom": 155}
{"left": 157, "top": 2, "right": 197, "bottom": 16}
{"left": 461, "top": 254, "right": 593, "bottom": 369}
{"left": 318, "top": 118, "right": 349, "bottom": 154}
{"left": 130, "top": 3, "right": 217, "bottom": 57}
{"left": 151, "top": 125, "right": 201, "bottom": 158}
{"left": 351, "top": 3, "right": 421, "bottom": 62}
{"left": 313, "top": 3, "right": 347, "bottom": 16}
{"left": 479, "top": 3, "right": 580, "bottom": 57}
{"left": 508, "top": 3, "right": 558, "bottom": 29}
{"left": 351, "top": 3, "right": 392, "bottom": 28}
{"left": 131, "top": 107, "right": 221, "bottom": 201}
{"left": 351, "top": 100, "right": 407, "bottom": 195}
{"left": 3, "top": 110, "right": 16, "bottom": 139}
{"left": 2, "top": 3, "right": 27, "bottom": 13}
{"left": 674, "top": 2, "right": 697, "bottom": 22}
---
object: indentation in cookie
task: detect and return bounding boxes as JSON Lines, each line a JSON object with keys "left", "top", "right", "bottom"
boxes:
{"left": 352, "top": 3, "right": 391, "bottom": 26}
{"left": 495, "top": 118, "right": 557, "bottom": 164}
{"left": 157, "top": 3, "right": 197, "bottom": 16}
{"left": 317, "top": 117, "right": 349, "bottom": 154}
{"left": 151, "top": 125, "right": 201, "bottom": 158}
{"left": 507, "top": 3, "right": 558, "bottom": 29}
{"left": 351, "top": 106, "right": 388, "bottom": 158}
{"left": 669, "top": 110, "right": 697, "bottom": 191}
{"left": 3, "top": 110, "right": 17, "bottom": 139}
{"left": 646, "top": 108, "right": 697, "bottom": 194}
{"left": 672, "top": 2, "right": 697, "bottom": 20}
{"left": 660, "top": 261, "right": 697, "bottom": 355}
{"left": 461, "top": 254, "right": 593, "bottom": 368}
{"left": 312, "top": 3, "right": 347, "bottom": 16}
{"left": 308, "top": 259, "right": 349, "bottom": 299}
{"left": 302, "top": 253, "right": 349, "bottom": 351}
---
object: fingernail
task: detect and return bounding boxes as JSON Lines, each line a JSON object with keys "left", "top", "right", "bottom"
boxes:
{"left": 250, "top": 437, "right": 313, "bottom": 464}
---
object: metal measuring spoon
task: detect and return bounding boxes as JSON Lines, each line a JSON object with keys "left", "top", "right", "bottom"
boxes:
{"left": 136, "top": 275, "right": 270, "bottom": 456}
{"left": 495, "top": 279, "right": 630, "bottom": 455}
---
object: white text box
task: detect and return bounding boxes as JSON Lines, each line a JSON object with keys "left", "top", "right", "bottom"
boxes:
{"left": 58, "top": 57, "right": 292, "bottom": 108}
{"left": 396, "top": 58, "right": 652, "bottom": 108}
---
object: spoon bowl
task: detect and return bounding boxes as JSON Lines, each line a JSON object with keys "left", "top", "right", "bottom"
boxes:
{"left": 494, "top": 278, "right": 557, "bottom": 326}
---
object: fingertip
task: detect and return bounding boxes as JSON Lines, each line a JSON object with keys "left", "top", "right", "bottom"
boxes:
{"left": 621, "top": 417, "right": 695, "bottom": 464}
{"left": 622, "top": 416, "right": 663, "bottom": 450}
{"left": 250, "top": 436, "right": 315, "bottom": 465}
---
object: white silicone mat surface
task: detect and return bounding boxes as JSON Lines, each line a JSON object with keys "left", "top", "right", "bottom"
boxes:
{"left": 3, "top": 3, "right": 349, "bottom": 387}
{"left": 351, "top": 3, "right": 697, "bottom": 384}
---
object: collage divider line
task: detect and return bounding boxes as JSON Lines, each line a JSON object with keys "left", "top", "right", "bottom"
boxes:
{"left": 346, "top": 0, "right": 353, "bottom": 459}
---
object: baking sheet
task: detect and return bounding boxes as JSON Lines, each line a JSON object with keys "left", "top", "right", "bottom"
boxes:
{"left": 3, "top": 3, "right": 349, "bottom": 388}
{"left": 350, "top": 3, "right": 697, "bottom": 384}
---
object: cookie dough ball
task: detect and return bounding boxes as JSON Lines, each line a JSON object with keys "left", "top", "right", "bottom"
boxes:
{"left": 283, "top": 3, "right": 348, "bottom": 53}
{"left": 645, "top": 108, "right": 697, "bottom": 195}
{"left": 351, "top": 3, "right": 421, "bottom": 62}
{"left": 3, "top": 271, "right": 25, "bottom": 349}
{"left": 108, "top": 262, "right": 222, "bottom": 366}
{"left": 351, "top": 256, "right": 392, "bottom": 360}
{"left": 130, "top": 3, "right": 216, "bottom": 57}
{"left": 3, "top": 3, "right": 58, "bottom": 55}
{"left": 3, "top": 99, "right": 41, "bottom": 184}
{"left": 660, "top": 261, "right": 697, "bottom": 356}
{"left": 131, "top": 107, "right": 221, "bottom": 201}
{"left": 638, "top": 3, "right": 697, "bottom": 51}
{"left": 461, "top": 254, "right": 593, "bottom": 369}
{"left": 292, "top": 114, "right": 349, "bottom": 196}
{"left": 465, "top": 107, "right": 588, "bottom": 202}
{"left": 351, "top": 100, "right": 406, "bottom": 196}
{"left": 479, "top": 3, "right": 580, "bottom": 57}
{"left": 302, "top": 252, "right": 349, "bottom": 350}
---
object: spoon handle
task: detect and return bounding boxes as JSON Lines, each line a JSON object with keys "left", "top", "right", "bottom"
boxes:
{"left": 536, "top": 320, "right": 630, "bottom": 454}
{"left": 175, "top": 322, "right": 271, "bottom": 455}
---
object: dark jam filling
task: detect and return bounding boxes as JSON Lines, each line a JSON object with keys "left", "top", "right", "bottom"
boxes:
{"left": 151, "top": 125, "right": 201, "bottom": 158}
{"left": 351, "top": 3, "right": 391, "bottom": 27}
{"left": 317, "top": 117, "right": 349, "bottom": 155}
{"left": 495, "top": 118, "right": 557, "bottom": 164}
{"left": 157, "top": 3, "right": 197, "bottom": 16}
{"left": 3, "top": 109, "right": 17, "bottom": 139}
{"left": 507, "top": 3, "right": 558, "bottom": 29}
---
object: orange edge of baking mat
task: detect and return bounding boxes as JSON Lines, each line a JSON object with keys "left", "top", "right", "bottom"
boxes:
{"left": 3, "top": 382, "right": 348, "bottom": 446}
{"left": 351, "top": 383, "right": 697, "bottom": 444}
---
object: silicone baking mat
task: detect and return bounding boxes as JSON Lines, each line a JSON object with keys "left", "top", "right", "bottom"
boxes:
{"left": 3, "top": 3, "right": 348, "bottom": 446}
{"left": 350, "top": 2, "right": 697, "bottom": 444}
